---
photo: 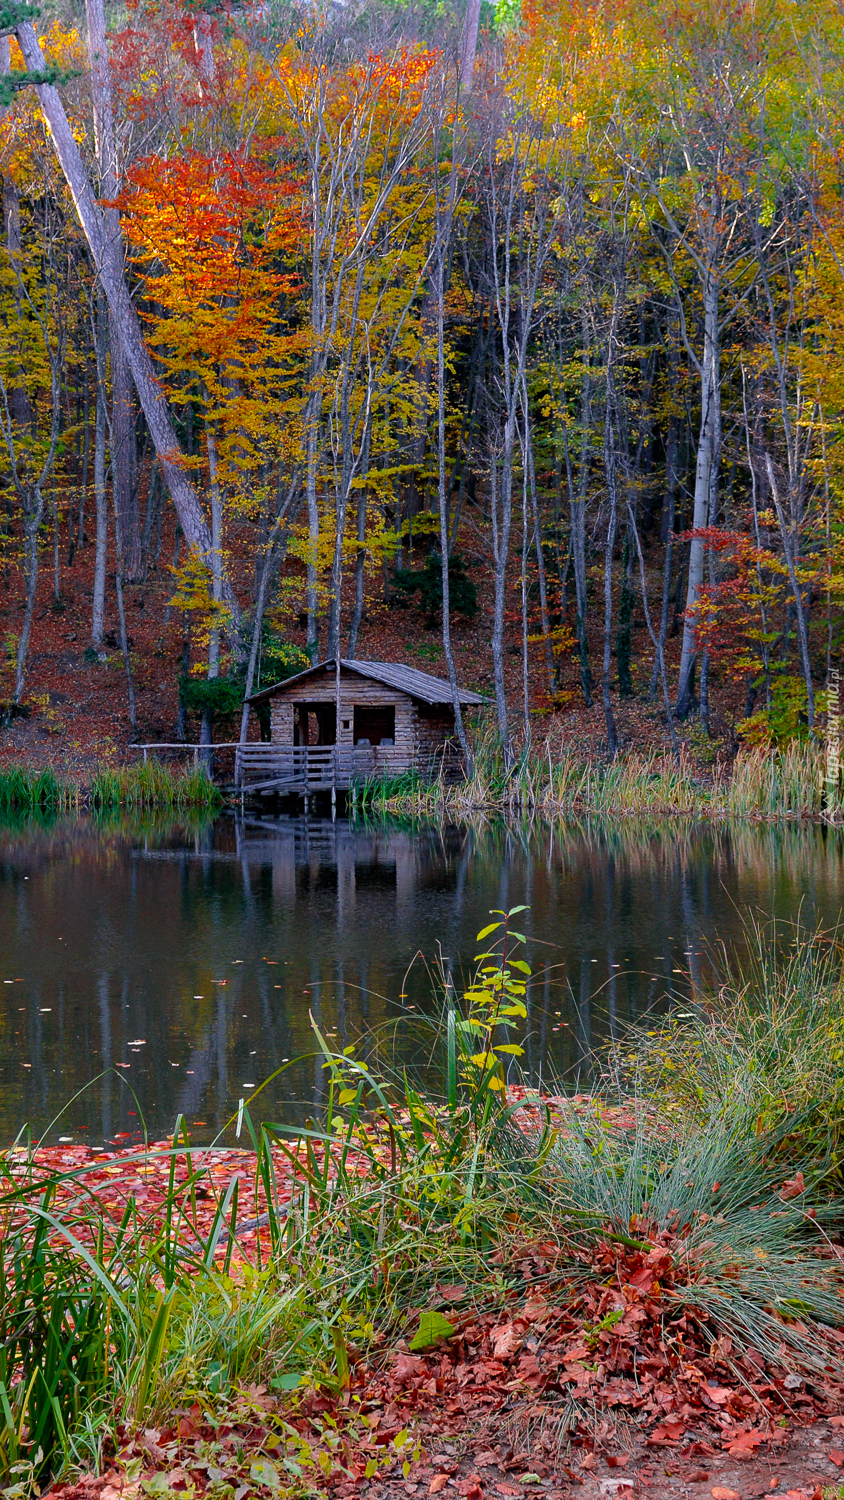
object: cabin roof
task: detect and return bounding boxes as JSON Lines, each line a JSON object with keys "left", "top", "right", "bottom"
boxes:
{"left": 246, "top": 658, "right": 487, "bottom": 708}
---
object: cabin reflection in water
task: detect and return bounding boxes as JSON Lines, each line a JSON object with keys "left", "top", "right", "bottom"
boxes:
{"left": 233, "top": 814, "right": 466, "bottom": 914}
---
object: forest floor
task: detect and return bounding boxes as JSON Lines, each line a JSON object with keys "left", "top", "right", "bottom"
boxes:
{"left": 15, "top": 1138, "right": 844, "bottom": 1500}
{"left": 0, "top": 523, "right": 739, "bottom": 783}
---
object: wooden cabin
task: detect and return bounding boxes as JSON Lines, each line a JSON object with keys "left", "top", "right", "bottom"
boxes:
{"left": 238, "top": 659, "right": 485, "bottom": 795}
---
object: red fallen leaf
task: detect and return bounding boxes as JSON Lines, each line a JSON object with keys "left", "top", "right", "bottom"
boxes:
{"left": 725, "top": 1429, "right": 765, "bottom": 1458}
{"left": 711, "top": 1489, "right": 740, "bottom": 1500}
{"left": 687, "top": 1473, "right": 709, "bottom": 1484}
{"left": 779, "top": 1172, "right": 805, "bottom": 1200}
{"left": 496, "top": 1488, "right": 521, "bottom": 1496}
{"left": 831, "top": 1417, "right": 844, "bottom": 1428}
{"left": 491, "top": 1324, "right": 522, "bottom": 1361}
{"left": 394, "top": 1354, "right": 426, "bottom": 1383}
{"left": 703, "top": 1384, "right": 732, "bottom": 1404}
{"left": 457, "top": 1482, "right": 483, "bottom": 1500}
{"left": 829, "top": 1450, "right": 844, "bottom": 1467}
{"left": 606, "top": 1455, "right": 629, "bottom": 1468}
{"left": 429, "top": 1476, "right": 449, "bottom": 1493}
{"left": 578, "top": 1455, "right": 596, "bottom": 1472}
{"left": 647, "top": 1421, "right": 685, "bottom": 1445}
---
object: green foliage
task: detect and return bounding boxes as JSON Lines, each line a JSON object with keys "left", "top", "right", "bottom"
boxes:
{"left": 0, "top": 65, "right": 78, "bottom": 110}
{"left": 178, "top": 632, "right": 307, "bottom": 736}
{"left": 178, "top": 675, "right": 245, "bottom": 722}
{"left": 393, "top": 553, "right": 478, "bottom": 626}
{"left": 257, "top": 632, "right": 310, "bottom": 693}
{"left": 738, "top": 672, "right": 812, "bottom": 749}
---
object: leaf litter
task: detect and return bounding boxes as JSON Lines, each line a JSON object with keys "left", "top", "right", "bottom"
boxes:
{"left": 15, "top": 1126, "right": 843, "bottom": 1500}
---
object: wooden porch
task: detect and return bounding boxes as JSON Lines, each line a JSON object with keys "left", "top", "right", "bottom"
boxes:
{"left": 235, "top": 743, "right": 415, "bottom": 795}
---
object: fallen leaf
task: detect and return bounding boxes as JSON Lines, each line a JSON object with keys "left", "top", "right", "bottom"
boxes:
{"left": 429, "top": 1476, "right": 449, "bottom": 1494}
{"left": 711, "top": 1489, "right": 740, "bottom": 1500}
{"left": 492, "top": 1323, "right": 522, "bottom": 1361}
{"left": 779, "top": 1171, "right": 805, "bottom": 1199}
{"left": 829, "top": 1450, "right": 844, "bottom": 1468}
{"left": 605, "top": 1456, "right": 629, "bottom": 1469}
{"left": 410, "top": 1311, "right": 456, "bottom": 1353}
{"left": 726, "top": 1430, "right": 765, "bottom": 1458}
{"left": 394, "top": 1353, "right": 426, "bottom": 1383}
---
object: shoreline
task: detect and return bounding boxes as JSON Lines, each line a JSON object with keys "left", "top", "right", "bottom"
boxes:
{"left": 0, "top": 740, "right": 841, "bottom": 822}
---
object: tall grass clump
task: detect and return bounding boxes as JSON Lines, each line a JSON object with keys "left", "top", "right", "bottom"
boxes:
{"left": 89, "top": 761, "right": 222, "bottom": 812}
{"left": 0, "top": 768, "right": 77, "bottom": 814}
{"left": 0, "top": 1122, "right": 316, "bottom": 1490}
{"left": 373, "top": 734, "right": 839, "bottom": 822}
{"left": 615, "top": 917, "right": 844, "bottom": 1166}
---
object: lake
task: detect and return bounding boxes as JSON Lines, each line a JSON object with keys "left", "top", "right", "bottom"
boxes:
{"left": 1, "top": 811, "right": 842, "bottom": 1146}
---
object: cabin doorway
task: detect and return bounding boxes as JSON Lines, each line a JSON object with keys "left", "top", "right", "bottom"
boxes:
{"left": 353, "top": 706, "right": 395, "bottom": 746}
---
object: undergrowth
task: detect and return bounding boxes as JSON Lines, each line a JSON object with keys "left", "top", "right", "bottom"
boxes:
{"left": 1, "top": 914, "right": 843, "bottom": 1491}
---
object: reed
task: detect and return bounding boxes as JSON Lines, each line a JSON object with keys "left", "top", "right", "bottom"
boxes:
{"left": 89, "top": 761, "right": 223, "bottom": 812}
{"left": 0, "top": 768, "right": 78, "bottom": 814}
{"left": 374, "top": 740, "right": 838, "bottom": 822}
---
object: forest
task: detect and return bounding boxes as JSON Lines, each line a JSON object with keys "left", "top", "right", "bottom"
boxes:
{"left": 0, "top": 0, "right": 841, "bottom": 771}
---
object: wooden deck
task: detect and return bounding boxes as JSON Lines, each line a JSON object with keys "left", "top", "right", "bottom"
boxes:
{"left": 235, "top": 743, "right": 415, "bottom": 794}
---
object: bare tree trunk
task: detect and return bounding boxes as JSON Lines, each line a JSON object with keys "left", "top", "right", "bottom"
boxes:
{"left": 14, "top": 487, "right": 46, "bottom": 703}
{"left": 348, "top": 485, "right": 367, "bottom": 659}
{"left": 601, "top": 398, "right": 619, "bottom": 759}
{"left": 200, "top": 422, "right": 223, "bottom": 762}
{"left": 305, "top": 399, "right": 321, "bottom": 661}
{"left": 523, "top": 388, "right": 554, "bottom": 696}
{"left": 85, "top": 0, "right": 140, "bottom": 582}
{"left": 16, "top": 22, "right": 240, "bottom": 635}
{"left": 111, "top": 339, "right": 140, "bottom": 578}
{"left": 113, "top": 498, "right": 137, "bottom": 735}
{"left": 520, "top": 437, "right": 531, "bottom": 743}
{"left": 650, "top": 403, "right": 678, "bottom": 699}
{"left": 459, "top": 0, "right": 481, "bottom": 91}
{"left": 675, "top": 271, "right": 719, "bottom": 718}
{"left": 766, "top": 453, "right": 815, "bottom": 731}
{"left": 569, "top": 322, "right": 592, "bottom": 705}
{"left": 91, "top": 292, "right": 108, "bottom": 653}
{"left": 490, "top": 436, "right": 513, "bottom": 760}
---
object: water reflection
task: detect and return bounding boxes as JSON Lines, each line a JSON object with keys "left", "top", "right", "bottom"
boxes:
{"left": 0, "top": 812, "right": 842, "bottom": 1145}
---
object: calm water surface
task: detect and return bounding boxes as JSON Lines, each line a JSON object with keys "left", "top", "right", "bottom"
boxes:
{"left": 1, "top": 812, "right": 843, "bottom": 1145}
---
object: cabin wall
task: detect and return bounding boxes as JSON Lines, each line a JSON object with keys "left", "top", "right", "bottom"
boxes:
{"left": 266, "top": 669, "right": 461, "bottom": 771}
{"left": 270, "top": 671, "right": 414, "bottom": 761}
{"left": 413, "top": 705, "right": 460, "bottom": 771}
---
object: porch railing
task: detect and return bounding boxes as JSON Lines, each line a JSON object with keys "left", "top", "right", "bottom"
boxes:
{"left": 234, "top": 743, "right": 412, "bottom": 792}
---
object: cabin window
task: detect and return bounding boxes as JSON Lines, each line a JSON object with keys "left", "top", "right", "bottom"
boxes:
{"left": 353, "top": 706, "right": 395, "bottom": 746}
{"left": 294, "top": 703, "right": 336, "bottom": 745}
